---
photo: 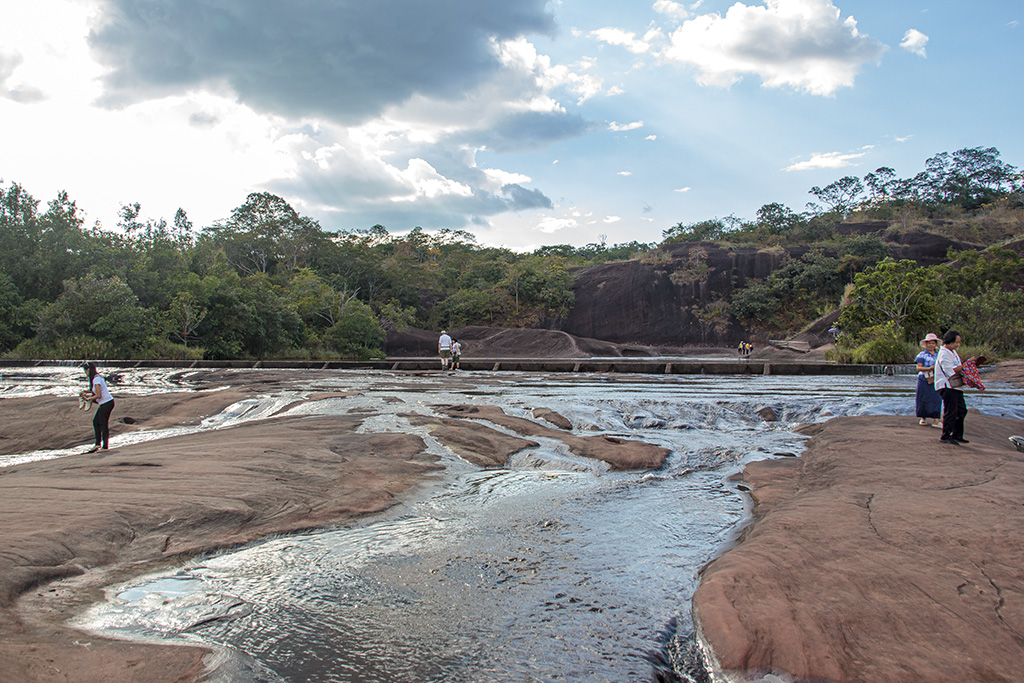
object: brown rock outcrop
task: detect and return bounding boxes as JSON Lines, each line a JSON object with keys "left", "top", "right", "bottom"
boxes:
{"left": 532, "top": 407, "right": 573, "bottom": 430}
{"left": 405, "top": 414, "right": 539, "bottom": 467}
{"left": 559, "top": 233, "right": 977, "bottom": 346}
{"left": 693, "top": 413, "right": 1024, "bottom": 682}
{"left": 0, "top": 390, "right": 252, "bottom": 455}
{"left": 0, "top": 411, "right": 440, "bottom": 683}
{"left": 436, "top": 404, "right": 669, "bottom": 470}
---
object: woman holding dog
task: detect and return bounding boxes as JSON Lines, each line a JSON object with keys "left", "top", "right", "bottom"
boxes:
{"left": 82, "top": 362, "right": 114, "bottom": 452}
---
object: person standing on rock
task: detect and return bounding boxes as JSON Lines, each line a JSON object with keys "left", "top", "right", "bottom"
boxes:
{"left": 82, "top": 362, "right": 115, "bottom": 452}
{"left": 934, "top": 330, "right": 981, "bottom": 445}
{"left": 451, "top": 338, "right": 462, "bottom": 370}
{"left": 914, "top": 333, "right": 943, "bottom": 427}
{"left": 438, "top": 330, "right": 453, "bottom": 370}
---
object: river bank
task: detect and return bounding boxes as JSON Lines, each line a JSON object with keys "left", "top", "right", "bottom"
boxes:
{"left": 693, "top": 360, "right": 1024, "bottom": 682}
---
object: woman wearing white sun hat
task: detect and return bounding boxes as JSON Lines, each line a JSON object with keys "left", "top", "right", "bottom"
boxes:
{"left": 914, "top": 333, "right": 943, "bottom": 427}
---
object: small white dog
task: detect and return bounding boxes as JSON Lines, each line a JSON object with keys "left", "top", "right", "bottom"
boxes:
{"left": 78, "top": 390, "right": 94, "bottom": 411}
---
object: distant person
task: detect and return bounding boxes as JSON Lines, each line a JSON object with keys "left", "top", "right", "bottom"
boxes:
{"left": 745, "top": 341, "right": 753, "bottom": 357}
{"left": 828, "top": 326, "right": 840, "bottom": 343}
{"left": 934, "top": 329, "right": 983, "bottom": 445}
{"left": 82, "top": 362, "right": 114, "bottom": 452}
{"left": 738, "top": 341, "right": 746, "bottom": 359}
{"left": 914, "top": 333, "right": 942, "bottom": 427}
{"left": 438, "top": 330, "right": 453, "bottom": 370}
{"left": 451, "top": 339, "right": 462, "bottom": 370}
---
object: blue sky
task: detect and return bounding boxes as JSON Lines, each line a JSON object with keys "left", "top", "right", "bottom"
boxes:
{"left": 1, "top": 0, "right": 1021, "bottom": 250}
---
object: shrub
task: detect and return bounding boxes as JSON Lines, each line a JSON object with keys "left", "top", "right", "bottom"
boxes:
{"left": 847, "top": 323, "right": 917, "bottom": 364}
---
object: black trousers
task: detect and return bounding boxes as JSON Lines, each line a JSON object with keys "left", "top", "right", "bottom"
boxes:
{"left": 938, "top": 388, "right": 966, "bottom": 441}
{"left": 93, "top": 400, "right": 115, "bottom": 448}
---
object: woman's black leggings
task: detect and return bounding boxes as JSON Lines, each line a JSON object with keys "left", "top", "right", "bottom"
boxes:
{"left": 93, "top": 400, "right": 115, "bottom": 448}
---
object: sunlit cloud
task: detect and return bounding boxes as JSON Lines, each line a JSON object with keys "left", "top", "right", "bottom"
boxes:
{"left": 900, "top": 29, "right": 928, "bottom": 57}
{"left": 662, "top": 0, "right": 887, "bottom": 96}
{"left": 537, "top": 215, "right": 579, "bottom": 233}
{"left": 609, "top": 120, "right": 644, "bottom": 131}
{"left": 653, "top": 0, "right": 689, "bottom": 21}
{"left": 784, "top": 150, "right": 866, "bottom": 171}
{"left": 591, "top": 27, "right": 653, "bottom": 54}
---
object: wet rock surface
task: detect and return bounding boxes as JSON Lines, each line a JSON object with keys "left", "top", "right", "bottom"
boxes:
{"left": 435, "top": 404, "right": 670, "bottom": 470}
{"left": 0, "top": 390, "right": 252, "bottom": 455}
{"left": 0, "top": 407, "right": 440, "bottom": 683}
{"left": 693, "top": 412, "right": 1024, "bottom": 683}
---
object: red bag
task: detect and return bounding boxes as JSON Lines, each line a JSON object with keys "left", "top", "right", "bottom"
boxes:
{"left": 960, "top": 359, "right": 984, "bottom": 390}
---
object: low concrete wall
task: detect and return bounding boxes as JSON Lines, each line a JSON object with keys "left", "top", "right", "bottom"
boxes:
{"left": 1, "top": 358, "right": 889, "bottom": 376}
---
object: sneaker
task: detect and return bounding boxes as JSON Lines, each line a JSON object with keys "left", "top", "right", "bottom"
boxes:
{"left": 939, "top": 437, "right": 959, "bottom": 445}
{"left": 85, "top": 445, "right": 100, "bottom": 453}
{"left": 955, "top": 438, "right": 970, "bottom": 444}
{"left": 919, "top": 419, "right": 928, "bottom": 426}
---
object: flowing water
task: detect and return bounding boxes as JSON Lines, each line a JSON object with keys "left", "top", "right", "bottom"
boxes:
{"left": 4, "top": 366, "right": 1023, "bottom": 682}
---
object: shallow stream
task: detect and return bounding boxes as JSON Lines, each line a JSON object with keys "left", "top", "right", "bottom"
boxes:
{"left": 4, "top": 367, "right": 1023, "bottom": 682}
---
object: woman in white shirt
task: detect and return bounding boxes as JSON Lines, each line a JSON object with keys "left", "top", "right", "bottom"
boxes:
{"left": 932, "top": 330, "right": 967, "bottom": 445}
{"left": 82, "top": 362, "right": 115, "bottom": 452}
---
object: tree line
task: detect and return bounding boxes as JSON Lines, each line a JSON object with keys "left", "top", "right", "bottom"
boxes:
{"left": 1, "top": 145, "right": 1021, "bottom": 361}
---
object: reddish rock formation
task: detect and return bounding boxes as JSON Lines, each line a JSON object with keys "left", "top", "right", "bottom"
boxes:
{"left": 0, "top": 390, "right": 252, "bottom": 455}
{"left": 560, "top": 233, "right": 977, "bottom": 346}
{"left": 693, "top": 413, "right": 1024, "bottom": 682}
{"left": 0, "top": 410, "right": 440, "bottom": 683}
{"left": 532, "top": 407, "right": 573, "bottom": 430}
{"left": 405, "top": 413, "right": 539, "bottom": 467}
{"left": 386, "top": 324, "right": 635, "bottom": 358}
{"left": 436, "top": 404, "right": 669, "bottom": 470}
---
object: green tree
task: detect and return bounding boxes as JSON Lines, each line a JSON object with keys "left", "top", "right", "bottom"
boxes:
{"left": 0, "top": 270, "right": 24, "bottom": 351}
{"left": 663, "top": 218, "right": 726, "bottom": 243}
{"left": 808, "top": 176, "right": 864, "bottom": 217}
{"left": 323, "top": 299, "right": 385, "bottom": 358}
{"left": 35, "top": 274, "right": 159, "bottom": 355}
{"left": 837, "top": 258, "right": 944, "bottom": 342}
{"left": 754, "top": 202, "right": 804, "bottom": 237}
{"left": 166, "top": 291, "right": 207, "bottom": 348}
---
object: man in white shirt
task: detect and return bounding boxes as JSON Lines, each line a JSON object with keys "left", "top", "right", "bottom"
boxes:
{"left": 438, "top": 330, "right": 453, "bottom": 370}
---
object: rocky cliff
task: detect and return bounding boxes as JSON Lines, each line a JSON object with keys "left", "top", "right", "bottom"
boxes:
{"left": 559, "top": 225, "right": 972, "bottom": 346}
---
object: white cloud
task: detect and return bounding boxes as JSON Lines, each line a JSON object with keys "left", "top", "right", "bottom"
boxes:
{"left": 654, "top": 1, "right": 689, "bottom": 21}
{"left": 609, "top": 120, "right": 645, "bottom": 131}
{"left": 899, "top": 29, "right": 929, "bottom": 57}
{"left": 662, "top": 0, "right": 887, "bottom": 96}
{"left": 674, "top": 186, "right": 692, "bottom": 193}
{"left": 783, "top": 150, "right": 866, "bottom": 171}
{"left": 604, "top": 215, "right": 622, "bottom": 223}
{"left": 618, "top": 171, "right": 633, "bottom": 176}
{"left": 537, "top": 216, "right": 579, "bottom": 233}
{"left": 645, "top": 134, "right": 658, "bottom": 140}
{"left": 496, "top": 37, "right": 604, "bottom": 105}
{"left": 591, "top": 27, "right": 653, "bottom": 54}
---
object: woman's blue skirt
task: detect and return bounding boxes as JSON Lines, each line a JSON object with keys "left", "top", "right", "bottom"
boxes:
{"left": 916, "top": 374, "right": 942, "bottom": 418}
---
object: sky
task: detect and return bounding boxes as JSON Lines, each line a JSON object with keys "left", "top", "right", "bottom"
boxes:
{"left": 1, "top": 0, "right": 1021, "bottom": 251}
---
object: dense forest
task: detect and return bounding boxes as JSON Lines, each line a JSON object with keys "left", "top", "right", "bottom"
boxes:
{"left": 1, "top": 146, "right": 1022, "bottom": 362}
